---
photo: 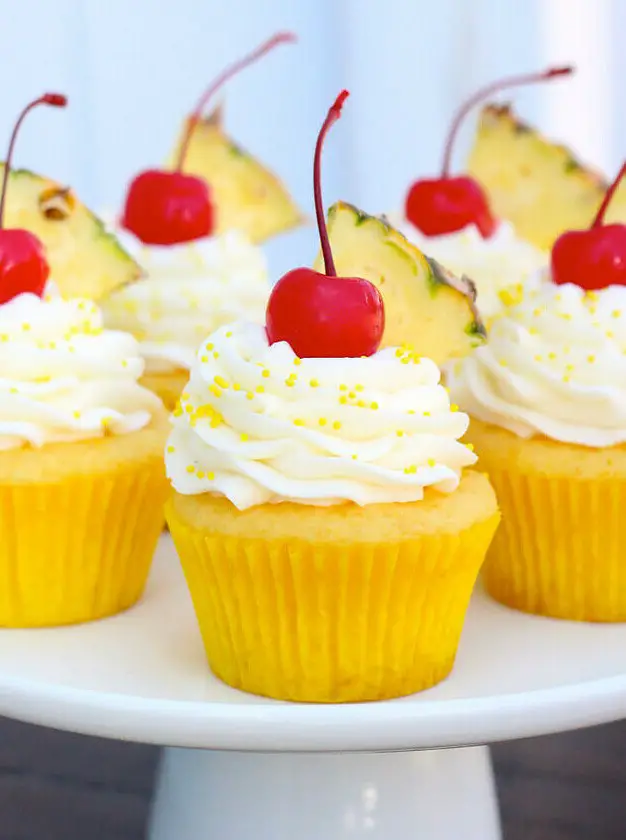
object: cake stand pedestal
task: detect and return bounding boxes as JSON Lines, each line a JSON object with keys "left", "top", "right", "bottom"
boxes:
{"left": 1, "top": 538, "right": 626, "bottom": 840}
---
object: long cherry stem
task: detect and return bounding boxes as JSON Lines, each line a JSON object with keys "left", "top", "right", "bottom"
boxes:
{"left": 591, "top": 162, "right": 626, "bottom": 228}
{"left": 175, "top": 31, "right": 296, "bottom": 172}
{"left": 0, "top": 93, "right": 67, "bottom": 229}
{"left": 314, "top": 91, "right": 349, "bottom": 277}
{"left": 441, "top": 65, "right": 574, "bottom": 177}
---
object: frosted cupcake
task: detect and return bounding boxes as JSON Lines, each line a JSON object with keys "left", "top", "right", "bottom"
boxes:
{"left": 103, "top": 34, "right": 303, "bottom": 410}
{"left": 447, "top": 163, "right": 626, "bottom": 621}
{"left": 103, "top": 230, "right": 268, "bottom": 409}
{"left": 165, "top": 91, "right": 499, "bottom": 702}
{"left": 0, "top": 288, "right": 169, "bottom": 627}
{"left": 393, "top": 67, "right": 573, "bottom": 321}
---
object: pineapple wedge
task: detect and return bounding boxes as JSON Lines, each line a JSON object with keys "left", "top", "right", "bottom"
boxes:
{"left": 1, "top": 165, "right": 140, "bottom": 300}
{"left": 169, "top": 107, "right": 303, "bottom": 244}
{"left": 314, "top": 201, "right": 486, "bottom": 365}
{"left": 467, "top": 104, "right": 626, "bottom": 251}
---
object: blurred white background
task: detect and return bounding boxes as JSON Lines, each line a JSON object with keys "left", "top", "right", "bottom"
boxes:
{"left": 0, "top": 0, "right": 620, "bottom": 274}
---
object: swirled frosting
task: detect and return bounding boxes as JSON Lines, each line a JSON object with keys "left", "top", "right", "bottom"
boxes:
{"left": 0, "top": 290, "right": 161, "bottom": 451}
{"left": 103, "top": 229, "right": 269, "bottom": 374}
{"left": 165, "top": 322, "right": 476, "bottom": 509}
{"left": 388, "top": 215, "right": 546, "bottom": 322}
{"left": 447, "top": 275, "right": 626, "bottom": 447}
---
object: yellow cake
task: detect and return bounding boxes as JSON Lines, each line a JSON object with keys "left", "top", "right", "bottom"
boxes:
{"left": 0, "top": 290, "right": 169, "bottom": 627}
{"left": 447, "top": 274, "right": 626, "bottom": 621}
{"left": 165, "top": 321, "right": 499, "bottom": 702}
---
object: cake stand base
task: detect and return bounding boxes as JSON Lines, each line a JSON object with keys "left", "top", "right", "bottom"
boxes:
{"left": 148, "top": 744, "right": 501, "bottom": 840}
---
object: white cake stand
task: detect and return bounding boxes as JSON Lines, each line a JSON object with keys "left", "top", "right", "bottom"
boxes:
{"left": 1, "top": 538, "right": 626, "bottom": 840}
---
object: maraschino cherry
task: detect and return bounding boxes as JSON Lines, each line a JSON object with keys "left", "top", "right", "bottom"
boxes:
{"left": 551, "top": 163, "right": 626, "bottom": 292}
{"left": 121, "top": 31, "right": 296, "bottom": 247}
{"left": 266, "top": 91, "right": 384, "bottom": 358}
{"left": 0, "top": 93, "right": 67, "bottom": 305}
{"left": 405, "top": 66, "right": 574, "bottom": 239}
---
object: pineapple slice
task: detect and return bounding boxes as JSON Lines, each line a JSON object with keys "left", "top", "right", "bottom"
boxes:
{"left": 2, "top": 165, "right": 140, "bottom": 300}
{"left": 314, "top": 201, "right": 485, "bottom": 365}
{"left": 466, "top": 104, "right": 626, "bottom": 251}
{"left": 169, "top": 107, "right": 304, "bottom": 244}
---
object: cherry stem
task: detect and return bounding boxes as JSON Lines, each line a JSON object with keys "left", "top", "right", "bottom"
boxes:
{"left": 591, "top": 162, "right": 626, "bottom": 228}
{"left": 441, "top": 65, "right": 574, "bottom": 178}
{"left": 0, "top": 93, "right": 67, "bottom": 230}
{"left": 314, "top": 90, "right": 349, "bottom": 278}
{"left": 175, "top": 31, "right": 297, "bottom": 172}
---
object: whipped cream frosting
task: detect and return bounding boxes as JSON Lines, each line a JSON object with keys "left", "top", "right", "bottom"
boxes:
{"left": 388, "top": 214, "right": 546, "bottom": 322}
{"left": 0, "top": 290, "right": 161, "bottom": 451}
{"left": 166, "top": 322, "right": 476, "bottom": 509}
{"left": 103, "top": 229, "right": 269, "bottom": 374}
{"left": 447, "top": 275, "right": 626, "bottom": 447}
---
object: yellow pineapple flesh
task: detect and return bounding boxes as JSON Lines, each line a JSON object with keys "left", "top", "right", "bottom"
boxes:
{"left": 169, "top": 107, "right": 303, "bottom": 244}
{"left": 314, "top": 201, "right": 486, "bottom": 366}
{"left": 467, "top": 104, "right": 626, "bottom": 251}
{"left": 2, "top": 165, "right": 140, "bottom": 300}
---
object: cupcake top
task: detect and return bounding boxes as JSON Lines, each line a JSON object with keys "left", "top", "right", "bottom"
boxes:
{"left": 102, "top": 229, "right": 269, "bottom": 374}
{"left": 446, "top": 274, "right": 626, "bottom": 447}
{"left": 0, "top": 288, "right": 162, "bottom": 451}
{"left": 165, "top": 321, "right": 476, "bottom": 510}
{"left": 388, "top": 215, "right": 546, "bottom": 322}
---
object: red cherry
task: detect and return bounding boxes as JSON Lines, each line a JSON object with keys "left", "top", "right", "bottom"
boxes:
{"left": 405, "top": 65, "right": 574, "bottom": 239}
{"left": 0, "top": 93, "right": 67, "bottom": 305}
{"left": 266, "top": 91, "right": 385, "bottom": 358}
{"left": 121, "top": 31, "right": 296, "bottom": 247}
{"left": 552, "top": 162, "right": 626, "bottom": 291}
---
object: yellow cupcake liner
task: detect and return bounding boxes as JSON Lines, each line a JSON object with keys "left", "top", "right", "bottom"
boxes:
{"left": 482, "top": 467, "right": 626, "bottom": 622}
{"left": 141, "top": 370, "right": 189, "bottom": 412}
{"left": 167, "top": 502, "right": 499, "bottom": 703}
{"left": 0, "top": 466, "right": 168, "bottom": 627}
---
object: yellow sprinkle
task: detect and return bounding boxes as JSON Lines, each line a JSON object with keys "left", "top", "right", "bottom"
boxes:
{"left": 246, "top": 392, "right": 254, "bottom": 400}
{"left": 213, "top": 351, "right": 220, "bottom": 359}
{"left": 293, "top": 418, "right": 305, "bottom": 426}
{"left": 255, "top": 385, "right": 265, "bottom": 394}
{"left": 528, "top": 327, "right": 539, "bottom": 336}
{"left": 395, "top": 348, "right": 403, "bottom": 358}
{"left": 533, "top": 308, "right": 542, "bottom": 317}
{"left": 587, "top": 354, "right": 596, "bottom": 363}
{"left": 339, "top": 395, "right": 348, "bottom": 405}
{"left": 613, "top": 310, "right": 622, "bottom": 319}
{"left": 450, "top": 404, "right": 459, "bottom": 412}
{"left": 233, "top": 383, "right": 241, "bottom": 391}
{"left": 396, "top": 430, "right": 404, "bottom": 437}
{"left": 606, "top": 330, "right": 614, "bottom": 339}
{"left": 332, "top": 420, "right": 341, "bottom": 430}
{"left": 201, "top": 355, "right": 208, "bottom": 363}
{"left": 293, "top": 357, "right": 302, "bottom": 366}
{"left": 121, "top": 360, "right": 128, "bottom": 368}
{"left": 186, "top": 465, "right": 195, "bottom": 474}
{"left": 563, "top": 375, "right": 571, "bottom": 383}
{"left": 225, "top": 331, "right": 233, "bottom": 337}
{"left": 309, "top": 378, "right": 319, "bottom": 388}
{"left": 185, "top": 404, "right": 193, "bottom": 414}
{"left": 173, "top": 404, "right": 183, "bottom": 417}
{"left": 565, "top": 363, "right": 574, "bottom": 372}
{"left": 21, "top": 323, "right": 31, "bottom": 331}
{"left": 193, "top": 470, "right": 203, "bottom": 479}
{"left": 534, "top": 355, "right": 543, "bottom": 362}
{"left": 348, "top": 392, "right": 356, "bottom": 399}
{"left": 209, "top": 385, "right": 222, "bottom": 398}
{"left": 208, "top": 471, "right": 215, "bottom": 480}
{"left": 404, "top": 465, "right": 417, "bottom": 474}
{"left": 357, "top": 399, "right": 366, "bottom": 408}
{"left": 9, "top": 387, "right": 17, "bottom": 394}
{"left": 240, "top": 433, "right": 249, "bottom": 442}
{"left": 351, "top": 454, "right": 357, "bottom": 460}
{"left": 73, "top": 410, "right": 81, "bottom": 419}
{"left": 401, "top": 357, "right": 411, "bottom": 365}
{"left": 466, "top": 443, "right": 475, "bottom": 452}
{"left": 499, "top": 360, "right": 508, "bottom": 368}
{"left": 214, "top": 375, "right": 229, "bottom": 389}
{"left": 181, "top": 392, "right": 190, "bottom": 401}
{"left": 427, "top": 458, "right": 436, "bottom": 467}
{"left": 423, "top": 410, "right": 431, "bottom": 417}
{"left": 319, "top": 417, "right": 327, "bottom": 426}
{"left": 206, "top": 343, "right": 214, "bottom": 350}
{"left": 586, "top": 291, "right": 599, "bottom": 301}
{"left": 285, "top": 378, "right": 296, "bottom": 387}
{"left": 339, "top": 384, "right": 348, "bottom": 391}
{"left": 262, "top": 369, "right": 270, "bottom": 378}
{"left": 49, "top": 341, "right": 56, "bottom": 350}
{"left": 548, "top": 352, "right": 557, "bottom": 360}
{"left": 370, "top": 401, "right": 379, "bottom": 410}
{"left": 166, "top": 445, "right": 175, "bottom": 453}
{"left": 355, "top": 384, "right": 364, "bottom": 392}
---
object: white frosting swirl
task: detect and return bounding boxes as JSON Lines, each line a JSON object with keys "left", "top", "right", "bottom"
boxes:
{"left": 388, "top": 215, "right": 546, "bottom": 322}
{"left": 447, "top": 275, "right": 626, "bottom": 447}
{"left": 166, "top": 322, "right": 476, "bottom": 510}
{"left": 0, "top": 290, "right": 162, "bottom": 451}
{"left": 103, "top": 229, "right": 269, "bottom": 374}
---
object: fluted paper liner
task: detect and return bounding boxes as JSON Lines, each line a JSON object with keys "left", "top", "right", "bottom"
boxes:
{"left": 167, "top": 500, "right": 499, "bottom": 703}
{"left": 0, "top": 465, "right": 168, "bottom": 627}
{"left": 482, "top": 468, "right": 626, "bottom": 622}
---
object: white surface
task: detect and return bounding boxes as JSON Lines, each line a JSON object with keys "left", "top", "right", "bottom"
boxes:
{"left": 149, "top": 745, "right": 500, "bottom": 840}
{"left": 0, "top": 537, "right": 625, "bottom": 751}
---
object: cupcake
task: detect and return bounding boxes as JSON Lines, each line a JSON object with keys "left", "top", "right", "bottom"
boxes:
{"left": 102, "top": 34, "right": 303, "bottom": 410}
{"left": 165, "top": 91, "right": 499, "bottom": 702}
{"left": 391, "top": 67, "right": 573, "bottom": 321}
{"left": 0, "top": 287, "right": 169, "bottom": 627}
{"left": 446, "top": 163, "right": 626, "bottom": 621}
{"left": 103, "top": 230, "right": 268, "bottom": 410}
